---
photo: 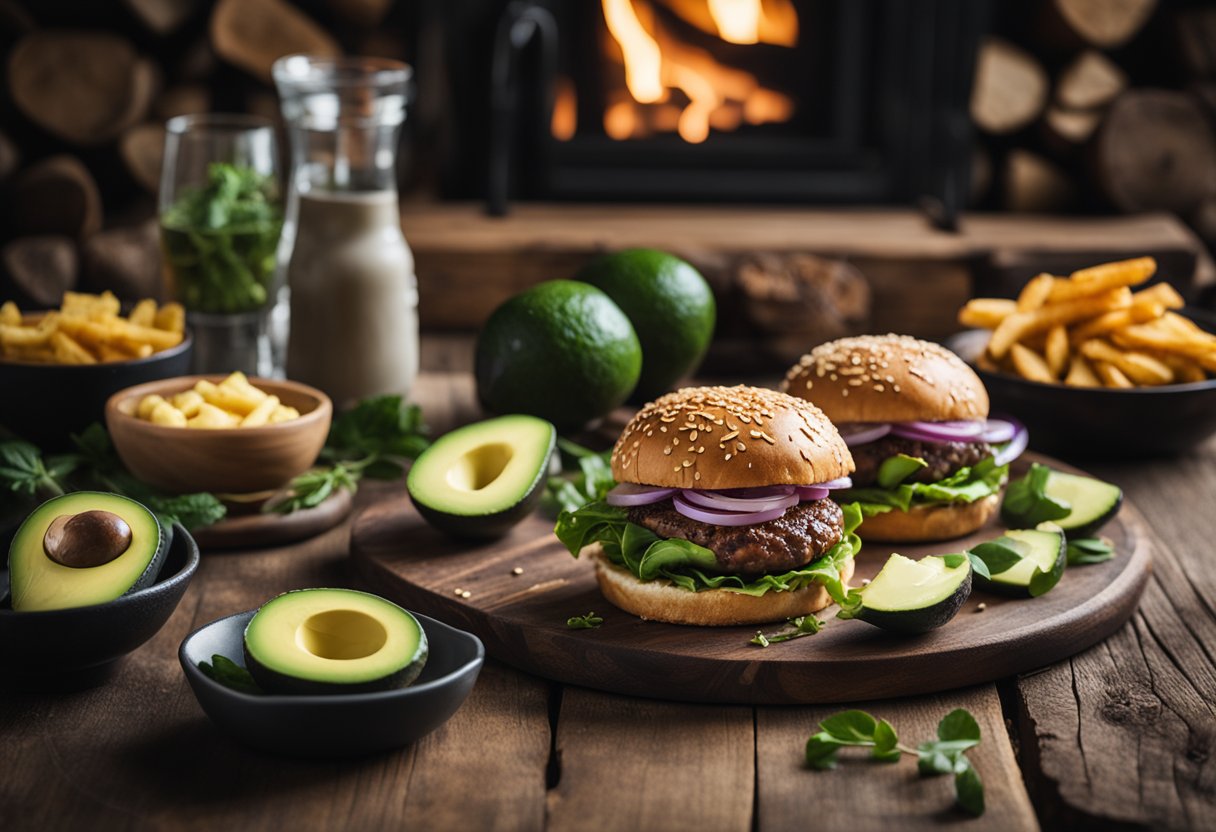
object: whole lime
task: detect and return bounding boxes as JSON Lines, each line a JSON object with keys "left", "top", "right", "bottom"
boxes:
{"left": 576, "top": 249, "right": 715, "bottom": 401}
{"left": 475, "top": 280, "right": 642, "bottom": 431}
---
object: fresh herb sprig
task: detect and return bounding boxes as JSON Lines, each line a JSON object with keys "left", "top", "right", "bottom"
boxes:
{"left": 751, "top": 614, "right": 824, "bottom": 646}
{"left": 566, "top": 611, "right": 604, "bottom": 630}
{"left": 1001, "top": 463, "right": 1071, "bottom": 528}
{"left": 806, "top": 708, "right": 985, "bottom": 816}
{"left": 965, "top": 536, "right": 1028, "bottom": 580}
{"left": 198, "top": 654, "right": 262, "bottom": 695}
{"left": 0, "top": 439, "right": 74, "bottom": 498}
{"left": 1067, "top": 537, "right": 1115, "bottom": 565}
{"left": 543, "top": 438, "right": 615, "bottom": 514}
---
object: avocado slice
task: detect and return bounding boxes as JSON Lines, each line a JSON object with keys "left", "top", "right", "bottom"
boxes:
{"left": 976, "top": 528, "right": 1066, "bottom": 597}
{"left": 407, "top": 414, "right": 556, "bottom": 539}
{"left": 1043, "top": 471, "right": 1122, "bottom": 538}
{"left": 851, "top": 553, "right": 972, "bottom": 634}
{"left": 8, "top": 492, "right": 165, "bottom": 612}
{"left": 243, "top": 588, "right": 428, "bottom": 694}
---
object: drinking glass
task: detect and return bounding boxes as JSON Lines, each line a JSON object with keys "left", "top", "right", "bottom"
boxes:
{"left": 159, "top": 114, "right": 284, "bottom": 376}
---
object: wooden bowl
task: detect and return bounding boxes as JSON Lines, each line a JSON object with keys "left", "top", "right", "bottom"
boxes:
{"left": 105, "top": 376, "right": 332, "bottom": 494}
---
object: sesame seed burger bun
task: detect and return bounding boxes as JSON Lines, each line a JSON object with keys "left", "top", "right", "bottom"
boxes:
{"left": 611, "top": 386, "right": 854, "bottom": 490}
{"left": 588, "top": 545, "right": 855, "bottom": 626}
{"left": 855, "top": 494, "right": 1000, "bottom": 543}
{"left": 781, "top": 334, "right": 988, "bottom": 424}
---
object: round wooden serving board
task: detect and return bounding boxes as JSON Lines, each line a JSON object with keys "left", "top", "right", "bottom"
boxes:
{"left": 194, "top": 489, "right": 353, "bottom": 551}
{"left": 350, "top": 453, "right": 1151, "bottom": 705}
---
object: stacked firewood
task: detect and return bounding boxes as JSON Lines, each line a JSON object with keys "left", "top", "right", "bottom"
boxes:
{"left": 969, "top": 0, "right": 1216, "bottom": 252}
{"left": 0, "top": 0, "right": 405, "bottom": 308}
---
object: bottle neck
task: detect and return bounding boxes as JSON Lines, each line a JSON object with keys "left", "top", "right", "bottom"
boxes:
{"left": 287, "top": 121, "right": 402, "bottom": 195}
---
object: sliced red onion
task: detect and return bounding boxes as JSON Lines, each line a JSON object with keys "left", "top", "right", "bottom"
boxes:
{"left": 605, "top": 483, "right": 677, "bottom": 507}
{"left": 821, "top": 476, "right": 853, "bottom": 490}
{"left": 682, "top": 489, "right": 798, "bottom": 513}
{"left": 993, "top": 420, "right": 1029, "bottom": 467}
{"left": 840, "top": 423, "right": 891, "bottom": 447}
{"left": 672, "top": 495, "right": 790, "bottom": 526}
{"left": 716, "top": 485, "right": 796, "bottom": 499}
{"left": 795, "top": 485, "right": 830, "bottom": 501}
{"left": 890, "top": 420, "right": 984, "bottom": 443}
{"left": 978, "top": 418, "right": 1016, "bottom": 444}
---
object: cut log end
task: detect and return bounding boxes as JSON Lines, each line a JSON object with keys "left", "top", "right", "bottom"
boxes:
{"left": 210, "top": 0, "right": 340, "bottom": 82}
{"left": 11, "top": 156, "right": 103, "bottom": 239}
{"left": 82, "top": 221, "right": 166, "bottom": 302}
{"left": 1057, "top": 50, "right": 1127, "bottom": 111}
{"left": 2, "top": 236, "right": 79, "bottom": 308}
{"left": 1005, "top": 150, "right": 1077, "bottom": 213}
{"left": 971, "top": 38, "right": 1049, "bottom": 135}
{"left": 120, "top": 123, "right": 167, "bottom": 193}
{"left": 1049, "top": 0, "right": 1159, "bottom": 49}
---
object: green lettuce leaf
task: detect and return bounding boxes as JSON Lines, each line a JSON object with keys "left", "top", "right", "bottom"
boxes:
{"left": 554, "top": 500, "right": 863, "bottom": 602}
{"left": 838, "top": 456, "right": 1008, "bottom": 517}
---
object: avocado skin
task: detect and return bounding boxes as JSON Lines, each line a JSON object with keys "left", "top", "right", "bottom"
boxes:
{"left": 858, "top": 569, "right": 973, "bottom": 634}
{"left": 975, "top": 533, "right": 1067, "bottom": 597}
{"left": 411, "top": 482, "right": 547, "bottom": 541}
{"left": 243, "top": 637, "right": 429, "bottom": 695}
{"left": 9, "top": 492, "right": 166, "bottom": 612}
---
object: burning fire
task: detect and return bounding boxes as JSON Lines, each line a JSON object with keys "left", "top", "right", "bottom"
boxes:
{"left": 575, "top": 0, "right": 797, "bottom": 144}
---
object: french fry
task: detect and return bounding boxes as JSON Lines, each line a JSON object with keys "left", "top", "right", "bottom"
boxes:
{"left": 1154, "top": 352, "right": 1207, "bottom": 384}
{"left": 1069, "top": 256, "right": 1156, "bottom": 286}
{"left": 60, "top": 290, "right": 120, "bottom": 318}
{"left": 150, "top": 400, "right": 188, "bottom": 427}
{"left": 975, "top": 349, "right": 1000, "bottom": 372}
{"left": 1010, "top": 343, "right": 1055, "bottom": 384}
{"left": 4, "top": 345, "right": 55, "bottom": 363}
{"left": 958, "top": 298, "right": 1017, "bottom": 330}
{"left": 240, "top": 395, "right": 280, "bottom": 428}
{"left": 50, "top": 331, "right": 97, "bottom": 365}
{"left": 1079, "top": 339, "right": 1173, "bottom": 385}
{"left": 113, "top": 320, "right": 184, "bottom": 352}
{"left": 0, "top": 322, "right": 53, "bottom": 349}
{"left": 1111, "top": 320, "right": 1216, "bottom": 371}
{"left": 1068, "top": 301, "right": 1166, "bottom": 344}
{"left": 987, "top": 287, "right": 1130, "bottom": 358}
{"left": 153, "top": 302, "right": 185, "bottom": 333}
{"left": 1044, "top": 325, "right": 1069, "bottom": 378}
{"left": 128, "top": 299, "right": 157, "bottom": 327}
{"left": 0, "top": 301, "right": 19, "bottom": 327}
{"left": 1132, "top": 282, "right": 1185, "bottom": 309}
{"left": 1094, "top": 361, "right": 1134, "bottom": 388}
{"left": 1065, "top": 355, "right": 1101, "bottom": 387}
{"left": 1017, "top": 273, "right": 1055, "bottom": 312}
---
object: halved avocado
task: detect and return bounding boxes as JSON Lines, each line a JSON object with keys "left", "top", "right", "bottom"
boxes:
{"left": 1044, "top": 471, "right": 1122, "bottom": 538}
{"left": 8, "top": 491, "right": 164, "bottom": 612}
{"left": 407, "top": 414, "right": 556, "bottom": 539}
{"left": 850, "top": 553, "right": 972, "bottom": 634}
{"left": 976, "top": 528, "right": 1066, "bottom": 597}
{"left": 243, "top": 588, "right": 428, "bottom": 694}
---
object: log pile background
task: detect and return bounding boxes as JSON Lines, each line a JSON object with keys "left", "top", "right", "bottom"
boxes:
{"left": 0, "top": 0, "right": 1212, "bottom": 311}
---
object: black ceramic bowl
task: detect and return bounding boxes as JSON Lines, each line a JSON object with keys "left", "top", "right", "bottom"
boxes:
{"left": 179, "top": 608, "right": 485, "bottom": 757}
{"left": 0, "top": 523, "right": 199, "bottom": 689}
{"left": 0, "top": 329, "right": 193, "bottom": 449}
{"left": 945, "top": 308, "right": 1216, "bottom": 457}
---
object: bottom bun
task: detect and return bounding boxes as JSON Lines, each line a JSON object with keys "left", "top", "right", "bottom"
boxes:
{"left": 856, "top": 493, "right": 1000, "bottom": 543}
{"left": 588, "top": 545, "right": 856, "bottom": 627}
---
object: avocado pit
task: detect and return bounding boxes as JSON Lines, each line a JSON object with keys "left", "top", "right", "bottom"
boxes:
{"left": 43, "top": 510, "right": 133, "bottom": 568}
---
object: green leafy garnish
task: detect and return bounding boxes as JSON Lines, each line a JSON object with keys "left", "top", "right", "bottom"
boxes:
{"left": 1067, "top": 537, "right": 1115, "bottom": 566}
{"left": 840, "top": 456, "right": 1008, "bottom": 517}
{"left": 750, "top": 614, "right": 824, "bottom": 646}
{"left": 1001, "top": 463, "right": 1071, "bottom": 528}
{"left": 542, "top": 438, "right": 615, "bottom": 514}
{"left": 965, "top": 536, "right": 1028, "bottom": 580}
{"left": 267, "top": 464, "right": 361, "bottom": 515}
{"left": 198, "top": 654, "right": 262, "bottom": 694}
{"left": 0, "top": 439, "right": 74, "bottom": 497}
{"left": 160, "top": 163, "right": 283, "bottom": 314}
{"left": 876, "top": 454, "right": 929, "bottom": 489}
{"left": 555, "top": 501, "right": 862, "bottom": 602}
{"left": 805, "top": 708, "right": 984, "bottom": 816}
{"left": 566, "top": 612, "right": 604, "bottom": 630}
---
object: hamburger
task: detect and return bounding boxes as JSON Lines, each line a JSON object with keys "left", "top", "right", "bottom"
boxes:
{"left": 555, "top": 386, "right": 861, "bottom": 626}
{"left": 782, "top": 334, "right": 1026, "bottom": 543}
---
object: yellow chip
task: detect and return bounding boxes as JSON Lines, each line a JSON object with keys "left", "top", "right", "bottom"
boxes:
{"left": 154, "top": 303, "right": 185, "bottom": 333}
{"left": 150, "top": 400, "right": 188, "bottom": 427}
{"left": 127, "top": 299, "right": 157, "bottom": 328}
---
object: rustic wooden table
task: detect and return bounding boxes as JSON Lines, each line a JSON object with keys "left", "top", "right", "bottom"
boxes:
{"left": 3, "top": 358, "right": 1215, "bottom": 831}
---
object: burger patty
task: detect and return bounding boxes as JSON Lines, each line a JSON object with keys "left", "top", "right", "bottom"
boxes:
{"left": 849, "top": 436, "right": 994, "bottom": 488}
{"left": 627, "top": 498, "right": 844, "bottom": 575}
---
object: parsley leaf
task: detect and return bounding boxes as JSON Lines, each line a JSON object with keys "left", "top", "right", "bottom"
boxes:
{"left": 566, "top": 612, "right": 604, "bottom": 630}
{"left": 266, "top": 464, "right": 361, "bottom": 515}
{"left": 0, "top": 439, "right": 71, "bottom": 497}
{"left": 750, "top": 614, "right": 824, "bottom": 646}
{"left": 543, "top": 439, "right": 615, "bottom": 514}
{"left": 323, "top": 395, "right": 429, "bottom": 466}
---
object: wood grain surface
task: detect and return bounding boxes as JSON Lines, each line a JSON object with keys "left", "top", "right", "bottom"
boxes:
{"left": 2, "top": 360, "right": 1214, "bottom": 831}
{"left": 350, "top": 453, "right": 1151, "bottom": 705}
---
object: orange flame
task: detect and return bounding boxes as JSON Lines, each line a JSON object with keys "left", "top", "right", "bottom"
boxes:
{"left": 552, "top": 76, "right": 577, "bottom": 141}
{"left": 602, "top": 0, "right": 664, "bottom": 104}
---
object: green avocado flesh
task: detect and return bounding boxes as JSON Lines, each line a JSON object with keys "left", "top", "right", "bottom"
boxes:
{"left": 243, "top": 588, "right": 428, "bottom": 694}
{"left": 8, "top": 492, "right": 164, "bottom": 612}
{"left": 407, "top": 414, "right": 556, "bottom": 539}
{"left": 982, "top": 529, "right": 1065, "bottom": 596}
{"left": 855, "top": 553, "right": 972, "bottom": 634}
{"left": 1044, "top": 471, "right": 1122, "bottom": 537}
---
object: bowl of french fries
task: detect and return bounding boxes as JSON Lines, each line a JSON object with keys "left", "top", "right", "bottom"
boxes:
{"left": 949, "top": 257, "right": 1216, "bottom": 456}
{"left": 0, "top": 292, "right": 193, "bottom": 448}
{"left": 105, "top": 372, "right": 332, "bottom": 495}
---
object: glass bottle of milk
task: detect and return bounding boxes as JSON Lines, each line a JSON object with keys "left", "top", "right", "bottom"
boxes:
{"left": 272, "top": 56, "right": 418, "bottom": 407}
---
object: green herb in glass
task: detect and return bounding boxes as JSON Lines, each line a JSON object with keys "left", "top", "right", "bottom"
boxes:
{"left": 160, "top": 162, "right": 284, "bottom": 315}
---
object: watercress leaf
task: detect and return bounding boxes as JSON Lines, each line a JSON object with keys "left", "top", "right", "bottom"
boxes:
{"left": 566, "top": 612, "right": 603, "bottom": 630}
{"left": 143, "top": 492, "right": 227, "bottom": 531}
{"left": 917, "top": 744, "right": 957, "bottom": 776}
{"left": 954, "top": 759, "right": 985, "bottom": 816}
{"left": 819, "top": 710, "right": 878, "bottom": 743}
{"left": 967, "top": 537, "right": 1027, "bottom": 576}
{"left": 938, "top": 708, "right": 981, "bottom": 742}
{"left": 805, "top": 733, "right": 845, "bottom": 770}
{"left": 1002, "top": 463, "right": 1071, "bottom": 527}
{"left": 872, "top": 719, "right": 900, "bottom": 762}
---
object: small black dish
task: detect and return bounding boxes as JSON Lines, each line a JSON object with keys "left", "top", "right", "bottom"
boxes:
{"left": 946, "top": 307, "right": 1216, "bottom": 458}
{"left": 0, "top": 329, "right": 193, "bottom": 449}
{"left": 179, "top": 609, "right": 485, "bottom": 757}
{"left": 0, "top": 523, "right": 199, "bottom": 690}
